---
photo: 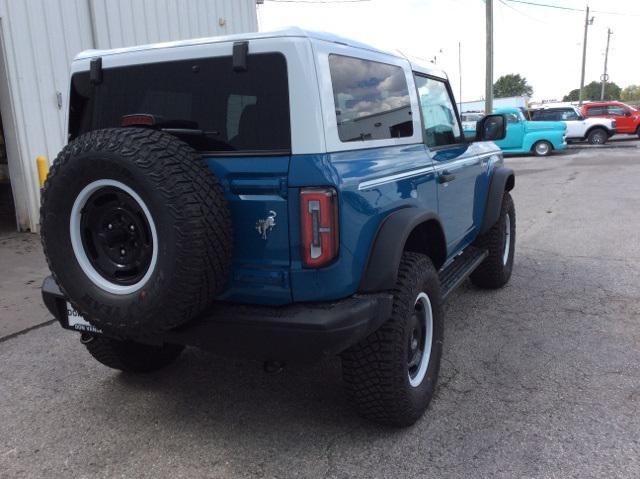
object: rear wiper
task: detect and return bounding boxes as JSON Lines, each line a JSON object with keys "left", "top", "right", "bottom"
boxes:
{"left": 160, "top": 128, "right": 220, "bottom": 137}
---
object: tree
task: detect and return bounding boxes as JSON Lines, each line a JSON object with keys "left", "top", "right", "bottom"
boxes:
{"left": 621, "top": 85, "right": 640, "bottom": 102}
{"left": 563, "top": 81, "right": 621, "bottom": 101}
{"left": 493, "top": 74, "right": 533, "bottom": 98}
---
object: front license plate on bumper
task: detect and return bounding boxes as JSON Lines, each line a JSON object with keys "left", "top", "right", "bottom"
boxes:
{"left": 66, "top": 302, "right": 102, "bottom": 334}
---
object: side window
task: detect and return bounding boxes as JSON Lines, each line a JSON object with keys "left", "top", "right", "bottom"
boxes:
{"left": 506, "top": 113, "right": 519, "bottom": 124}
{"left": 561, "top": 109, "right": 579, "bottom": 121}
{"left": 607, "top": 106, "right": 625, "bottom": 116}
{"left": 414, "top": 75, "right": 461, "bottom": 148}
{"left": 546, "top": 111, "right": 561, "bottom": 121}
{"left": 586, "top": 106, "right": 605, "bottom": 116}
{"left": 328, "top": 55, "right": 413, "bottom": 142}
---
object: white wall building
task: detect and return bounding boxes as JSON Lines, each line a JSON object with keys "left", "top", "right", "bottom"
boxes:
{"left": 0, "top": 0, "right": 258, "bottom": 232}
{"left": 459, "top": 96, "right": 530, "bottom": 114}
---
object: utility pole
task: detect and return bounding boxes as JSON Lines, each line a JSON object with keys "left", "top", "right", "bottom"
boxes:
{"left": 458, "top": 41, "right": 462, "bottom": 114}
{"left": 600, "top": 28, "right": 613, "bottom": 100}
{"left": 485, "top": 0, "right": 493, "bottom": 113}
{"left": 578, "top": 6, "right": 594, "bottom": 106}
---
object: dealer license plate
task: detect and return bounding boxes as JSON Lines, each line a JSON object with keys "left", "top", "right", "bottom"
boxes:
{"left": 66, "top": 303, "right": 102, "bottom": 333}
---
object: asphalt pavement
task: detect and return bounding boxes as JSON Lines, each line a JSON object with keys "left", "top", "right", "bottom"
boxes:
{"left": 1, "top": 142, "right": 639, "bottom": 478}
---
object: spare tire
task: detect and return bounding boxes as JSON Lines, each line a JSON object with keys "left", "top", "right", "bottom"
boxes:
{"left": 41, "top": 128, "right": 232, "bottom": 336}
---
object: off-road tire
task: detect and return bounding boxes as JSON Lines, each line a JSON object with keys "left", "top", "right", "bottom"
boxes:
{"left": 587, "top": 128, "right": 608, "bottom": 145}
{"left": 41, "top": 128, "right": 232, "bottom": 337}
{"left": 83, "top": 335, "right": 184, "bottom": 373}
{"left": 341, "top": 252, "right": 444, "bottom": 427}
{"left": 532, "top": 140, "right": 552, "bottom": 157}
{"left": 470, "top": 192, "right": 515, "bottom": 289}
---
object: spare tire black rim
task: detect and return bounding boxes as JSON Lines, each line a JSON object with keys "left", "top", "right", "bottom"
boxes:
{"left": 70, "top": 179, "right": 158, "bottom": 295}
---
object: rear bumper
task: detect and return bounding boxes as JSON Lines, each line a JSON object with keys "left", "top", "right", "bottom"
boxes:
{"left": 42, "top": 276, "right": 393, "bottom": 361}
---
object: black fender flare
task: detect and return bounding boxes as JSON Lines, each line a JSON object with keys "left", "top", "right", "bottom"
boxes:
{"left": 584, "top": 125, "right": 612, "bottom": 139}
{"left": 358, "top": 208, "right": 446, "bottom": 293}
{"left": 480, "top": 166, "right": 515, "bottom": 234}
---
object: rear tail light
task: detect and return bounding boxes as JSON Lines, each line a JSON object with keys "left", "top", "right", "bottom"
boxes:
{"left": 121, "top": 114, "right": 156, "bottom": 127}
{"left": 300, "top": 187, "right": 339, "bottom": 268}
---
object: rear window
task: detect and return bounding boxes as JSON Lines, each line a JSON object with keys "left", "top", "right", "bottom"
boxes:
{"left": 328, "top": 54, "right": 413, "bottom": 143}
{"left": 69, "top": 53, "right": 290, "bottom": 154}
{"left": 532, "top": 110, "right": 559, "bottom": 121}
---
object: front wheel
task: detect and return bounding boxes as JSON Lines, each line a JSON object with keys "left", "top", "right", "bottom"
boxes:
{"left": 587, "top": 128, "right": 608, "bottom": 145}
{"left": 533, "top": 140, "right": 552, "bottom": 157}
{"left": 83, "top": 335, "right": 184, "bottom": 373}
{"left": 470, "top": 192, "right": 516, "bottom": 289}
{"left": 341, "top": 252, "right": 444, "bottom": 427}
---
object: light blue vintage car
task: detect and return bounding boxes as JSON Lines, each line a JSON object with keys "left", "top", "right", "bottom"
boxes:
{"left": 465, "top": 107, "right": 566, "bottom": 156}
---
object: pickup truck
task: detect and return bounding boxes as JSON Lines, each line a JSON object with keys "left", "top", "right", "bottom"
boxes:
{"left": 465, "top": 107, "right": 566, "bottom": 156}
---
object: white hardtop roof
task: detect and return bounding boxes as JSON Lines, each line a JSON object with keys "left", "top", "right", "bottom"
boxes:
{"left": 74, "top": 27, "right": 447, "bottom": 79}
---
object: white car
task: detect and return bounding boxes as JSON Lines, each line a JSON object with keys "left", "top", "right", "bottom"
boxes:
{"left": 530, "top": 106, "right": 616, "bottom": 144}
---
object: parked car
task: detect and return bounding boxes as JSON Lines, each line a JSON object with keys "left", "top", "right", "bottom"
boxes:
{"left": 581, "top": 101, "right": 640, "bottom": 138}
{"left": 465, "top": 107, "right": 566, "bottom": 156}
{"left": 530, "top": 105, "right": 616, "bottom": 144}
{"left": 40, "top": 28, "right": 515, "bottom": 427}
{"left": 461, "top": 112, "right": 484, "bottom": 131}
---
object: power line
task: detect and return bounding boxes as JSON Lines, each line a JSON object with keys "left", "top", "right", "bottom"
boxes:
{"left": 264, "top": 0, "right": 371, "bottom": 3}
{"left": 498, "top": 0, "right": 546, "bottom": 23}
{"left": 504, "top": 0, "right": 640, "bottom": 17}
{"left": 504, "top": 0, "right": 582, "bottom": 12}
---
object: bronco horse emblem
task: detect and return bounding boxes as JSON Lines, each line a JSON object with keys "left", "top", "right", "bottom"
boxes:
{"left": 256, "top": 210, "right": 277, "bottom": 240}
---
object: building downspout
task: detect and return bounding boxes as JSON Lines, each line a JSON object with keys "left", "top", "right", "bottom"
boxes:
{"left": 87, "top": 0, "right": 98, "bottom": 48}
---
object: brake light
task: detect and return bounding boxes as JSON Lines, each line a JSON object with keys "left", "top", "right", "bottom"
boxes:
{"left": 300, "top": 188, "right": 339, "bottom": 268}
{"left": 121, "top": 114, "right": 155, "bottom": 127}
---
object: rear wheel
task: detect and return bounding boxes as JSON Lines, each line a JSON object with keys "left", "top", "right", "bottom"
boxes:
{"left": 82, "top": 334, "right": 184, "bottom": 373}
{"left": 587, "top": 128, "right": 608, "bottom": 145}
{"left": 533, "top": 140, "right": 552, "bottom": 157}
{"left": 636, "top": 126, "right": 640, "bottom": 139}
{"left": 341, "top": 252, "right": 443, "bottom": 427}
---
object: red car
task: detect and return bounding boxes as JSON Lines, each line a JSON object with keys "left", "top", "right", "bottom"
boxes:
{"left": 581, "top": 101, "right": 640, "bottom": 138}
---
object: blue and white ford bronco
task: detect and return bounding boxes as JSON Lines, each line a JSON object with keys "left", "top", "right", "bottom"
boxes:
{"left": 41, "top": 28, "right": 515, "bottom": 427}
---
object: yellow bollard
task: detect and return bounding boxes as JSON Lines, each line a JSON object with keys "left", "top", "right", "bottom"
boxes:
{"left": 36, "top": 156, "right": 49, "bottom": 188}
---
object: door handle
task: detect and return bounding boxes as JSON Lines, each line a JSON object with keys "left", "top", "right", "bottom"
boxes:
{"left": 439, "top": 172, "right": 456, "bottom": 184}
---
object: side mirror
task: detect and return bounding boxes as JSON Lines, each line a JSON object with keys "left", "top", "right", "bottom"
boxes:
{"left": 477, "top": 114, "right": 506, "bottom": 141}
{"left": 625, "top": 110, "right": 632, "bottom": 117}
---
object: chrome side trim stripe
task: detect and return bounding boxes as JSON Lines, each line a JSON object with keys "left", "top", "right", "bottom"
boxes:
{"left": 358, "top": 166, "right": 435, "bottom": 190}
{"left": 357, "top": 151, "right": 499, "bottom": 191}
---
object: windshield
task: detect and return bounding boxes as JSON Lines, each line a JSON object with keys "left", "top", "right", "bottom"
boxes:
{"left": 69, "top": 53, "right": 291, "bottom": 154}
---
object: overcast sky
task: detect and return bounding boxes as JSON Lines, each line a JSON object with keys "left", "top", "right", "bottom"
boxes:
{"left": 258, "top": 0, "right": 639, "bottom": 103}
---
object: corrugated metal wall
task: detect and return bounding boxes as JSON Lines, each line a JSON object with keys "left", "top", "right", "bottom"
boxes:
{"left": 0, "top": 0, "right": 257, "bottom": 231}
{"left": 90, "top": 0, "right": 258, "bottom": 48}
